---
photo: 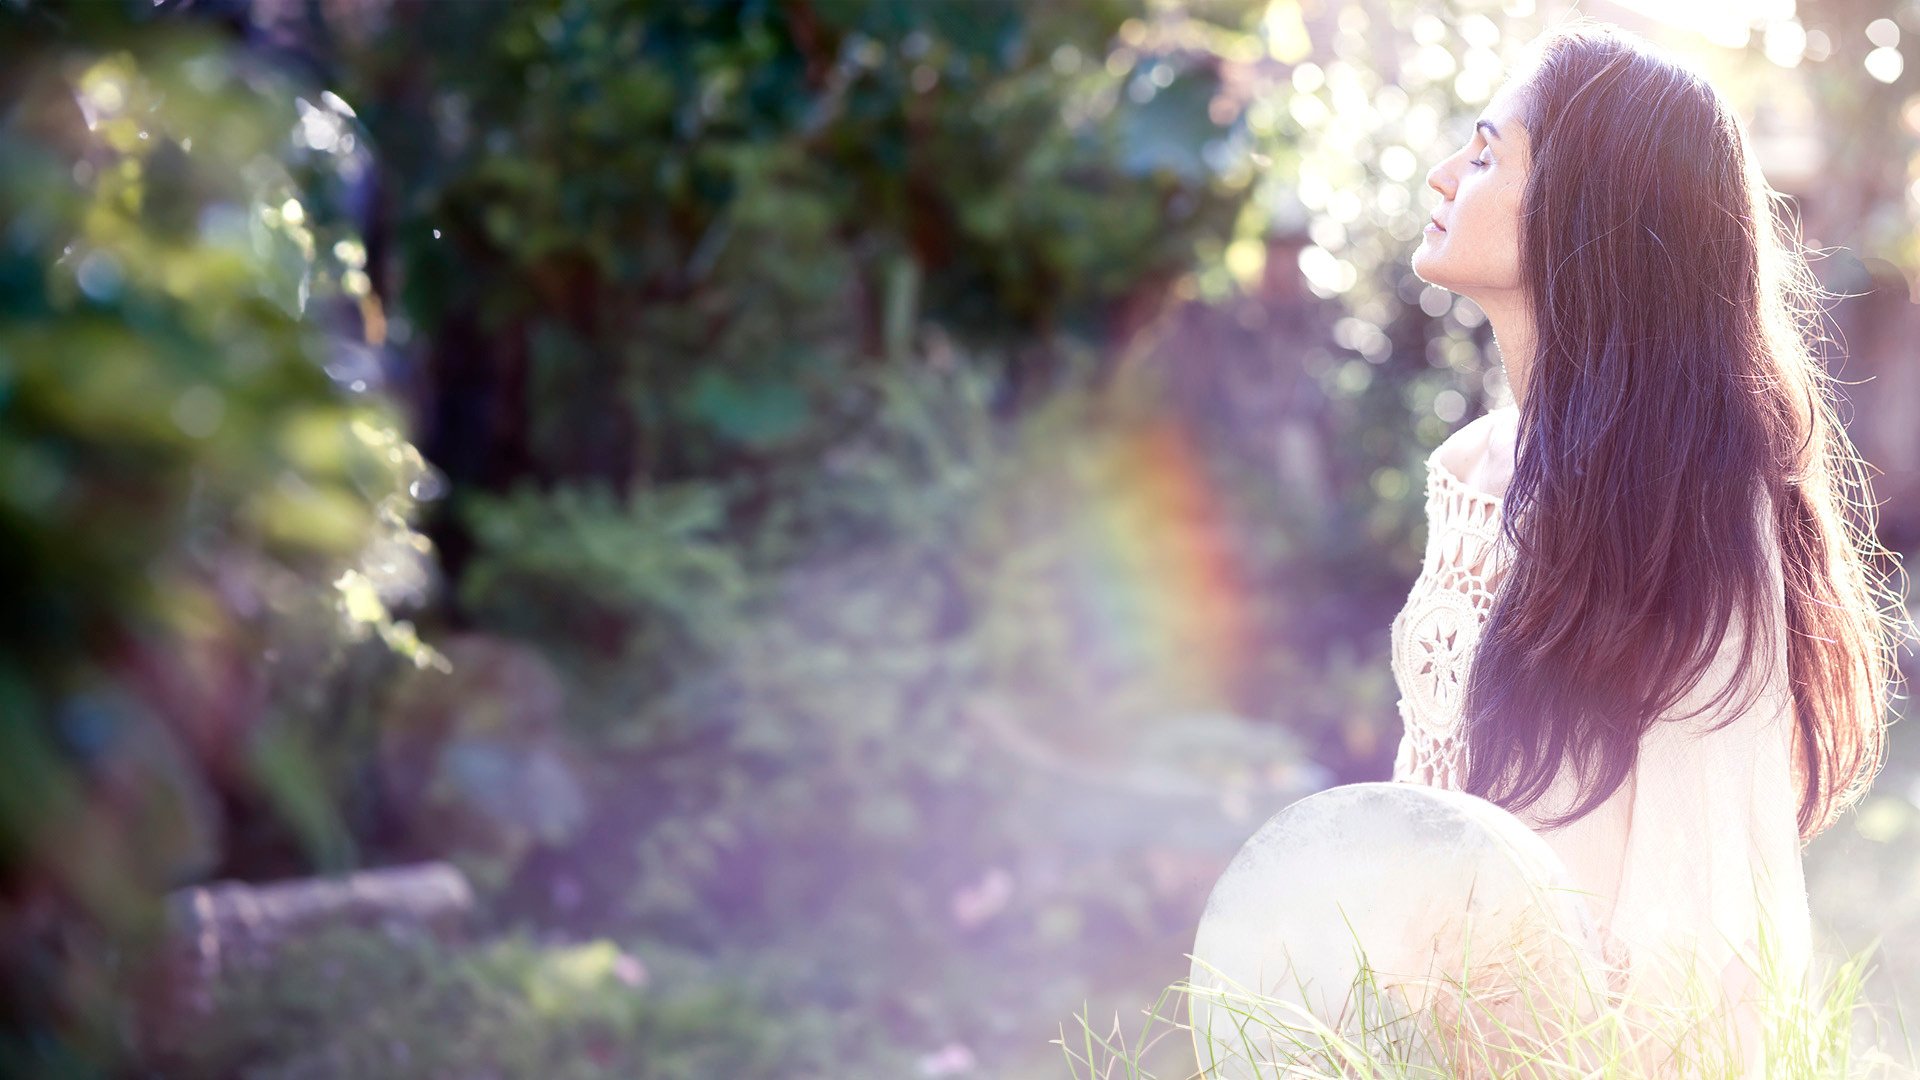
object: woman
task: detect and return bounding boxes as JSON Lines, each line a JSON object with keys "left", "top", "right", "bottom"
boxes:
{"left": 1393, "top": 18, "right": 1910, "bottom": 1075}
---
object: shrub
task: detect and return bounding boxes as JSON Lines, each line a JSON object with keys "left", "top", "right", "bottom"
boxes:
{"left": 172, "top": 925, "right": 906, "bottom": 1078}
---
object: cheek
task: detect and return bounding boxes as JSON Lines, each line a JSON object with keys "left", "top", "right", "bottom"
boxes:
{"left": 1459, "top": 189, "right": 1521, "bottom": 265}
{"left": 1492, "top": 186, "right": 1523, "bottom": 244}
{"left": 1466, "top": 187, "right": 1514, "bottom": 233}
{"left": 1413, "top": 185, "right": 1523, "bottom": 289}
{"left": 1495, "top": 203, "right": 1524, "bottom": 269}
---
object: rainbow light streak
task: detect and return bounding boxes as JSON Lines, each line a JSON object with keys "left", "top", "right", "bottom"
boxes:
{"left": 1066, "top": 417, "right": 1254, "bottom": 709}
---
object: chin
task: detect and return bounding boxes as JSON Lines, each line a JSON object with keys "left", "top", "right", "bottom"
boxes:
{"left": 1410, "top": 246, "right": 1450, "bottom": 288}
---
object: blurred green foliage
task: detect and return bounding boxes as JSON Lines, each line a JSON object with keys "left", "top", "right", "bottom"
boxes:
{"left": 459, "top": 483, "right": 746, "bottom": 673}
{"left": 339, "top": 1, "right": 1388, "bottom": 1068}
{"left": 0, "top": 3, "right": 441, "bottom": 1072}
{"left": 344, "top": 0, "right": 1249, "bottom": 492}
{"left": 166, "top": 925, "right": 904, "bottom": 1078}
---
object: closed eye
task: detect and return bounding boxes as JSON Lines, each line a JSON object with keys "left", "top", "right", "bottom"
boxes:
{"left": 1469, "top": 155, "right": 1490, "bottom": 168}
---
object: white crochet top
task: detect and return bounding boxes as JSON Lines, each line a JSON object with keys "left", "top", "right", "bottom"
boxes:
{"left": 1389, "top": 438, "right": 1506, "bottom": 791}
{"left": 1386, "top": 407, "right": 1813, "bottom": 1070}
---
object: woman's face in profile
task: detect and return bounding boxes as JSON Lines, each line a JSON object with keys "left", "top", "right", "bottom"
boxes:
{"left": 1413, "top": 78, "right": 1532, "bottom": 303}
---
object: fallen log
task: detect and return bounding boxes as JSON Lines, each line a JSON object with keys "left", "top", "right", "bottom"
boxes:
{"left": 165, "top": 861, "right": 474, "bottom": 999}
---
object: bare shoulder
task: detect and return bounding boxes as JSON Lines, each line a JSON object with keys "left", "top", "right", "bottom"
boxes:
{"left": 1433, "top": 405, "right": 1517, "bottom": 498}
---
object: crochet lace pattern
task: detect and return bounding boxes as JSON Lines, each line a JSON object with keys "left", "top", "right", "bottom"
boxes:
{"left": 1390, "top": 454, "right": 1508, "bottom": 790}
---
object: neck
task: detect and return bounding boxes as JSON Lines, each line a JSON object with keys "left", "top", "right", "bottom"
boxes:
{"left": 1474, "top": 292, "right": 1534, "bottom": 408}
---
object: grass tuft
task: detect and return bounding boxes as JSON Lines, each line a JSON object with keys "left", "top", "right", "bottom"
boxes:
{"left": 1057, "top": 915, "right": 1916, "bottom": 1080}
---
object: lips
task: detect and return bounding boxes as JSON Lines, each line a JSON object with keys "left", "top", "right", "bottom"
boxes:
{"left": 1429, "top": 216, "right": 1447, "bottom": 232}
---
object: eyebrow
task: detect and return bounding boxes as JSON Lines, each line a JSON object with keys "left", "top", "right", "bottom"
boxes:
{"left": 1476, "top": 120, "right": 1502, "bottom": 141}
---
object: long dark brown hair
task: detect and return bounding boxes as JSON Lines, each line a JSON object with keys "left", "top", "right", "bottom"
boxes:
{"left": 1460, "top": 23, "right": 1913, "bottom": 844}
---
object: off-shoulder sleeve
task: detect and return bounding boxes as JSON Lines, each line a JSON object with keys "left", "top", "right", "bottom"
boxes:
{"left": 1601, "top": 515, "right": 1812, "bottom": 1072}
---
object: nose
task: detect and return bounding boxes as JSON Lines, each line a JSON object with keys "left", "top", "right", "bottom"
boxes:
{"left": 1426, "top": 160, "right": 1455, "bottom": 202}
